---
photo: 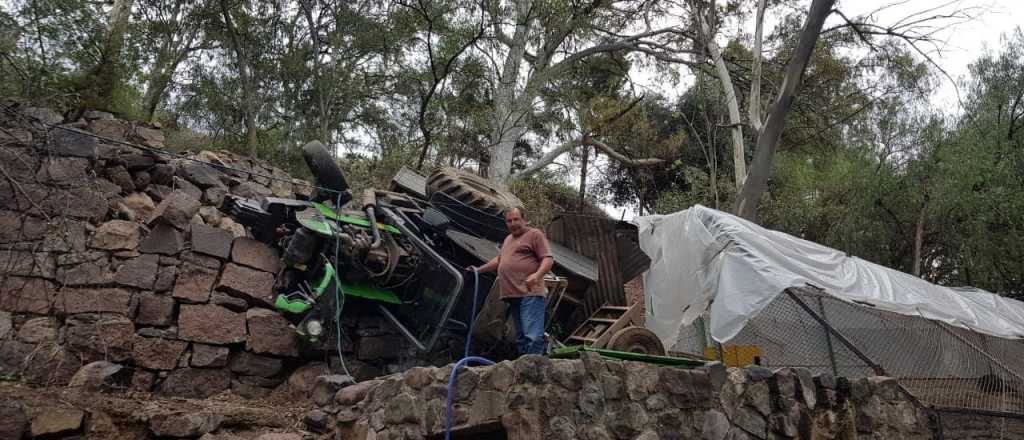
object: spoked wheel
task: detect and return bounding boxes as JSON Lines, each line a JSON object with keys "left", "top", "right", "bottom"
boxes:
{"left": 606, "top": 326, "right": 666, "bottom": 356}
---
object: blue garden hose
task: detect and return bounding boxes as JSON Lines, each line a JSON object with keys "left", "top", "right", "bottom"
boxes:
{"left": 445, "top": 268, "right": 495, "bottom": 440}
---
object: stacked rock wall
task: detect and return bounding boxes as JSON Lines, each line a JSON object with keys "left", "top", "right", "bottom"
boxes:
{"left": 326, "top": 354, "right": 934, "bottom": 440}
{"left": 0, "top": 104, "right": 432, "bottom": 400}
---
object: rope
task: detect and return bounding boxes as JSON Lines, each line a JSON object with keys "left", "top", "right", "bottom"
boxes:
{"left": 332, "top": 192, "right": 354, "bottom": 380}
{"left": 0, "top": 103, "right": 346, "bottom": 195}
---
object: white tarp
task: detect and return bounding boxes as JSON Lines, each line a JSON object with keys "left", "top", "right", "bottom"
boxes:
{"left": 636, "top": 205, "right": 1024, "bottom": 347}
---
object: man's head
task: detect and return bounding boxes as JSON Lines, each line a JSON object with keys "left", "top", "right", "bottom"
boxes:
{"left": 504, "top": 207, "right": 529, "bottom": 237}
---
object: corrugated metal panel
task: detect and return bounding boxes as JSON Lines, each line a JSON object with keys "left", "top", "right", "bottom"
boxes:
{"left": 446, "top": 229, "right": 598, "bottom": 282}
{"left": 547, "top": 215, "right": 626, "bottom": 316}
{"left": 615, "top": 222, "right": 650, "bottom": 282}
{"left": 390, "top": 166, "right": 428, "bottom": 199}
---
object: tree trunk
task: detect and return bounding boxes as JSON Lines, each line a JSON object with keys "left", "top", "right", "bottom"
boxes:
{"left": 88, "top": 0, "right": 135, "bottom": 109}
{"left": 699, "top": 11, "right": 747, "bottom": 190}
{"left": 487, "top": 0, "right": 532, "bottom": 184}
{"left": 578, "top": 145, "right": 589, "bottom": 210}
{"left": 912, "top": 200, "right": 928, "bottom": 277}
{"left": 733, "top": 0, "right": 836, "bottom": 221}
{"left": 219, "top": 0, "right": 258, "bottom": 156}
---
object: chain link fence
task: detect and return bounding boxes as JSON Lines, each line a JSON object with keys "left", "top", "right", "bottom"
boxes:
{"left": 671, "top": 286, "right": 1024, "bottom": 439}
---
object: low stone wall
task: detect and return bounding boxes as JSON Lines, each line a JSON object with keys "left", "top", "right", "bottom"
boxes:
{"left": 322, "top": 354, "right": 933, "bottom": 440}
{"left": 0, "top": 103, "right": 444, "bottom": 401}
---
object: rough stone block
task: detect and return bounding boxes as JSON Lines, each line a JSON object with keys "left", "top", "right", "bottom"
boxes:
{"left": 16, "top": 317, "right": 59, "bottom": 343}
{"left": 51, "top": 128, "right": 97, "bottom": 158}
{"left": 134, "top": 293, "right": 175, "bottom": 327}
{"left": 172, "top": 263, "right": 217, "bottom": 303}
{"left": 149, "top": 412, "right": 223, "bottom": 438}
{"left": 68, "top": 361, "right": 129, "bottom": 391}
{"left": 0, "top": 276, "right": 56, "bottom": 314}
{"left": 148, "top": 189, "right": 200, "bottom": 230}
{"left": 122, "top": 192, "right": 156, "bottom": 220}
{"left": 0, "top": 402, "right": 28, "bottom": 440}
{"left": 211, "top": 291, "right": 248, "bottom": 312}
{"left": 30, "top": 408, "right": 84, "bottom": 437}
{"left": 191, "top": 344, "right": 230, "bottom": 368}
{"left": 178, "top": 304, "right": 246, "bottom": 345}
{"left": 228, "top": 351, "right": 283, "bottom": 377}
{"left": 55, "top": 288, "right": 134, "bottom": 316}
{"left": 133, "top": 337, "right": 188, "bottom": 370}
{"left": 90, "top": 220, "right": 141, "bottom": 250}
{"left": 191, "top": 223, "right": 233, "bottom": 259}
{"left": 154, "top": 265, "right": 177, "bottom": 292}
{"left": 217, "top": 263, "right": 275, "bottom": 307}
{"left": 64, "top": 314, "right": 135, "bottom": 362}
{"left": 106, "top": 165, "right": 135, "bottom": 193}
{"left": 113, "top": 254, "right": 159, "bottom": 289}
{"left": 246, "top": 308, "right": 298, "bottom": 357}
{"left": 160, "top": 368, "right": 232, "bottom": 398}
{"left": 36, "top": 157, "right": 89, "bottom": 183}
{"left": 230, "top": 237, "right": 280, "bottom": 273}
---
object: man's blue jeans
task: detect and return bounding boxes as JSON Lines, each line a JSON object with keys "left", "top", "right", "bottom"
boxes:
{"left": 507, "top": 296, "right": 546, "bottom": 355}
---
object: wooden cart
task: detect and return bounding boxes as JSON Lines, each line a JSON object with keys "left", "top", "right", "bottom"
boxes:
{"left": 562, "top": 301, "right": 666, "bottom": 355}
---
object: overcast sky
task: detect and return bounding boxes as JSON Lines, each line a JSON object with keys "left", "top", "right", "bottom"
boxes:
{"left": 603, "top": 0, "right": 1019, "bottom": 221}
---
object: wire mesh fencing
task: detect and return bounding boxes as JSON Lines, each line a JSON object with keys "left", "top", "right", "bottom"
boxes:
{"left": 670, "top": 286, "right": 1024, "bottom": 428}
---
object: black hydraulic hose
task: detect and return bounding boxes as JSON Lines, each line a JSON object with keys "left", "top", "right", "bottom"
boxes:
{"left": 365, "top": 205, "right": 383, "bottom": 249}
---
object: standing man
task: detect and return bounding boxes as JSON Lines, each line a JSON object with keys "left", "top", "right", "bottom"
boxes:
{"left": 471, "top": 207, "right": 554, "bottom": 355}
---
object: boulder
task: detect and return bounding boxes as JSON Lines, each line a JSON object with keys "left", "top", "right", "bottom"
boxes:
{"left": 246, "top": 308, "right": 299, "bottom": 357}
{"left": 172, "top": 263, "right": 217, "bottom": 303}
{"left": 133, "top": 170, "right": 152, "bottom": 190}
{"left": 191, "top": 223, "right": 233, "bottom": 259}
{"left": 149, "top": 412, "right": 224, "bottom": 438}
{"left": 135, "top": 126, "right": 165, "bottom": 148}
{"left": 191, "top": 344, "right": 230, "bottom": 368}
{"left": 203, "top": 186, "right": 228, "bottom": 207}
{"left": 68, "top": 361, "right": 129, "bottom": 391}
{"left": 160, "top": 368, "right": 232, "bottom": 398}
{"left": 113, "top": 254, "right": 160, "bottom": 289}
{"left": 24, "top": 106, "right": 63, "bottom": 125}
{"left": 217, "top": 263, "right": 275, "bottom": 307}
{"left": 30, "top": 408, "right": 84, "bottom": 437}
{"left": 123, "top": 153, "right": 156, "bottom": 170}
{"left": 90, "top": 220, "right": 141, "bottom": 250}
{"left": 231, "top": 237, "right": 280, "bottom": 273}
{"left": 232, "top": 181, "right": 272, "bottom": 199}
{"left": 334, "top": 379, "right": 383, "bottom": 406}
{"left": 150, "top": 164, "right": 174, "bottom": 185}
{"left": 172, "top": 176, "right": 204, "bottom": 201}
{"left": 138, "top": 222, "right": 185, "bottom": 255}
{"left": 133, "top": 337, "right": 188, "bottom": 370}
{"left": 177, "top": 304, "right": 246, "bottom": 345}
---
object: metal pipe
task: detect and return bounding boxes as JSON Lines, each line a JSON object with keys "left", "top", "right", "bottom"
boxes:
{"left": 362, "top": 189, "right": 382, "bottom": 249}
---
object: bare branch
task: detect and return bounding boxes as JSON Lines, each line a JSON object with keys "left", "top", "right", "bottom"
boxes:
{"left": 585, "top": 137, "right": 666, "bottom": 167}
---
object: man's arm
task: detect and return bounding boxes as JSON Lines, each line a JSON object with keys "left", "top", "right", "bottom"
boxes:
{"left": 472, "top": 256, "right": 499, "bottom": 273}
{"left": 526, "top": 256, "right": 554, "bottom": 286}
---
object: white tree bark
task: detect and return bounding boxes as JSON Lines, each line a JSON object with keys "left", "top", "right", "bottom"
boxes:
{"left": 487, "top": 0, "right": 532, "bottom": 184}
{"left": 748, "top": 0, "right": 767, "bottom": 132}
{"left": 699, "top": 10, "right": 747, "bottom": 190}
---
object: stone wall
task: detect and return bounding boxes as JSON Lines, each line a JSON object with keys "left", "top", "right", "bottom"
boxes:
{"left": 0, "top": 103, "right": 443, "bottom": 400}
{"left": 322, "top": 353, "right": 934, "bottom": 440}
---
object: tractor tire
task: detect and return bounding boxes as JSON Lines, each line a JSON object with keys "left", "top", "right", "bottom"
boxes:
{"left": 425, "top": 167, "right": 522, "bottom": 216}
{"left": 302, "top": 141, "right": 350, "bottom": 195}
{"left": 606, "top": 326, "right": 666, "bottom": 356}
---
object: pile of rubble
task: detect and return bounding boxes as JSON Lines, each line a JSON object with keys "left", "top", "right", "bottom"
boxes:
{"left": 0, "top": 104, "right": 437, "bottom": 402}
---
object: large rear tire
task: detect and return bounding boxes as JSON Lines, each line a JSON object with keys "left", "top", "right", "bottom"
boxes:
{"left": 425, "top": 167, "right": 522, "bottom": 216}
{"left": 606, "top": 326, "right": 666, "bottom": 356}
{"left": 302, "top": 141, "right": 349, "bottom": 195}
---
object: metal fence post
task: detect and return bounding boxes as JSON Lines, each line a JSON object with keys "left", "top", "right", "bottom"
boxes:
{"left": 816, "top": 296, "right": 840, "bottom": 377}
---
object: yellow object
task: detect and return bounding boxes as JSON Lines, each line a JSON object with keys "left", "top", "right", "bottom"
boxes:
{"left": 703, "top": 345, "right": 763, "bottom": 367}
